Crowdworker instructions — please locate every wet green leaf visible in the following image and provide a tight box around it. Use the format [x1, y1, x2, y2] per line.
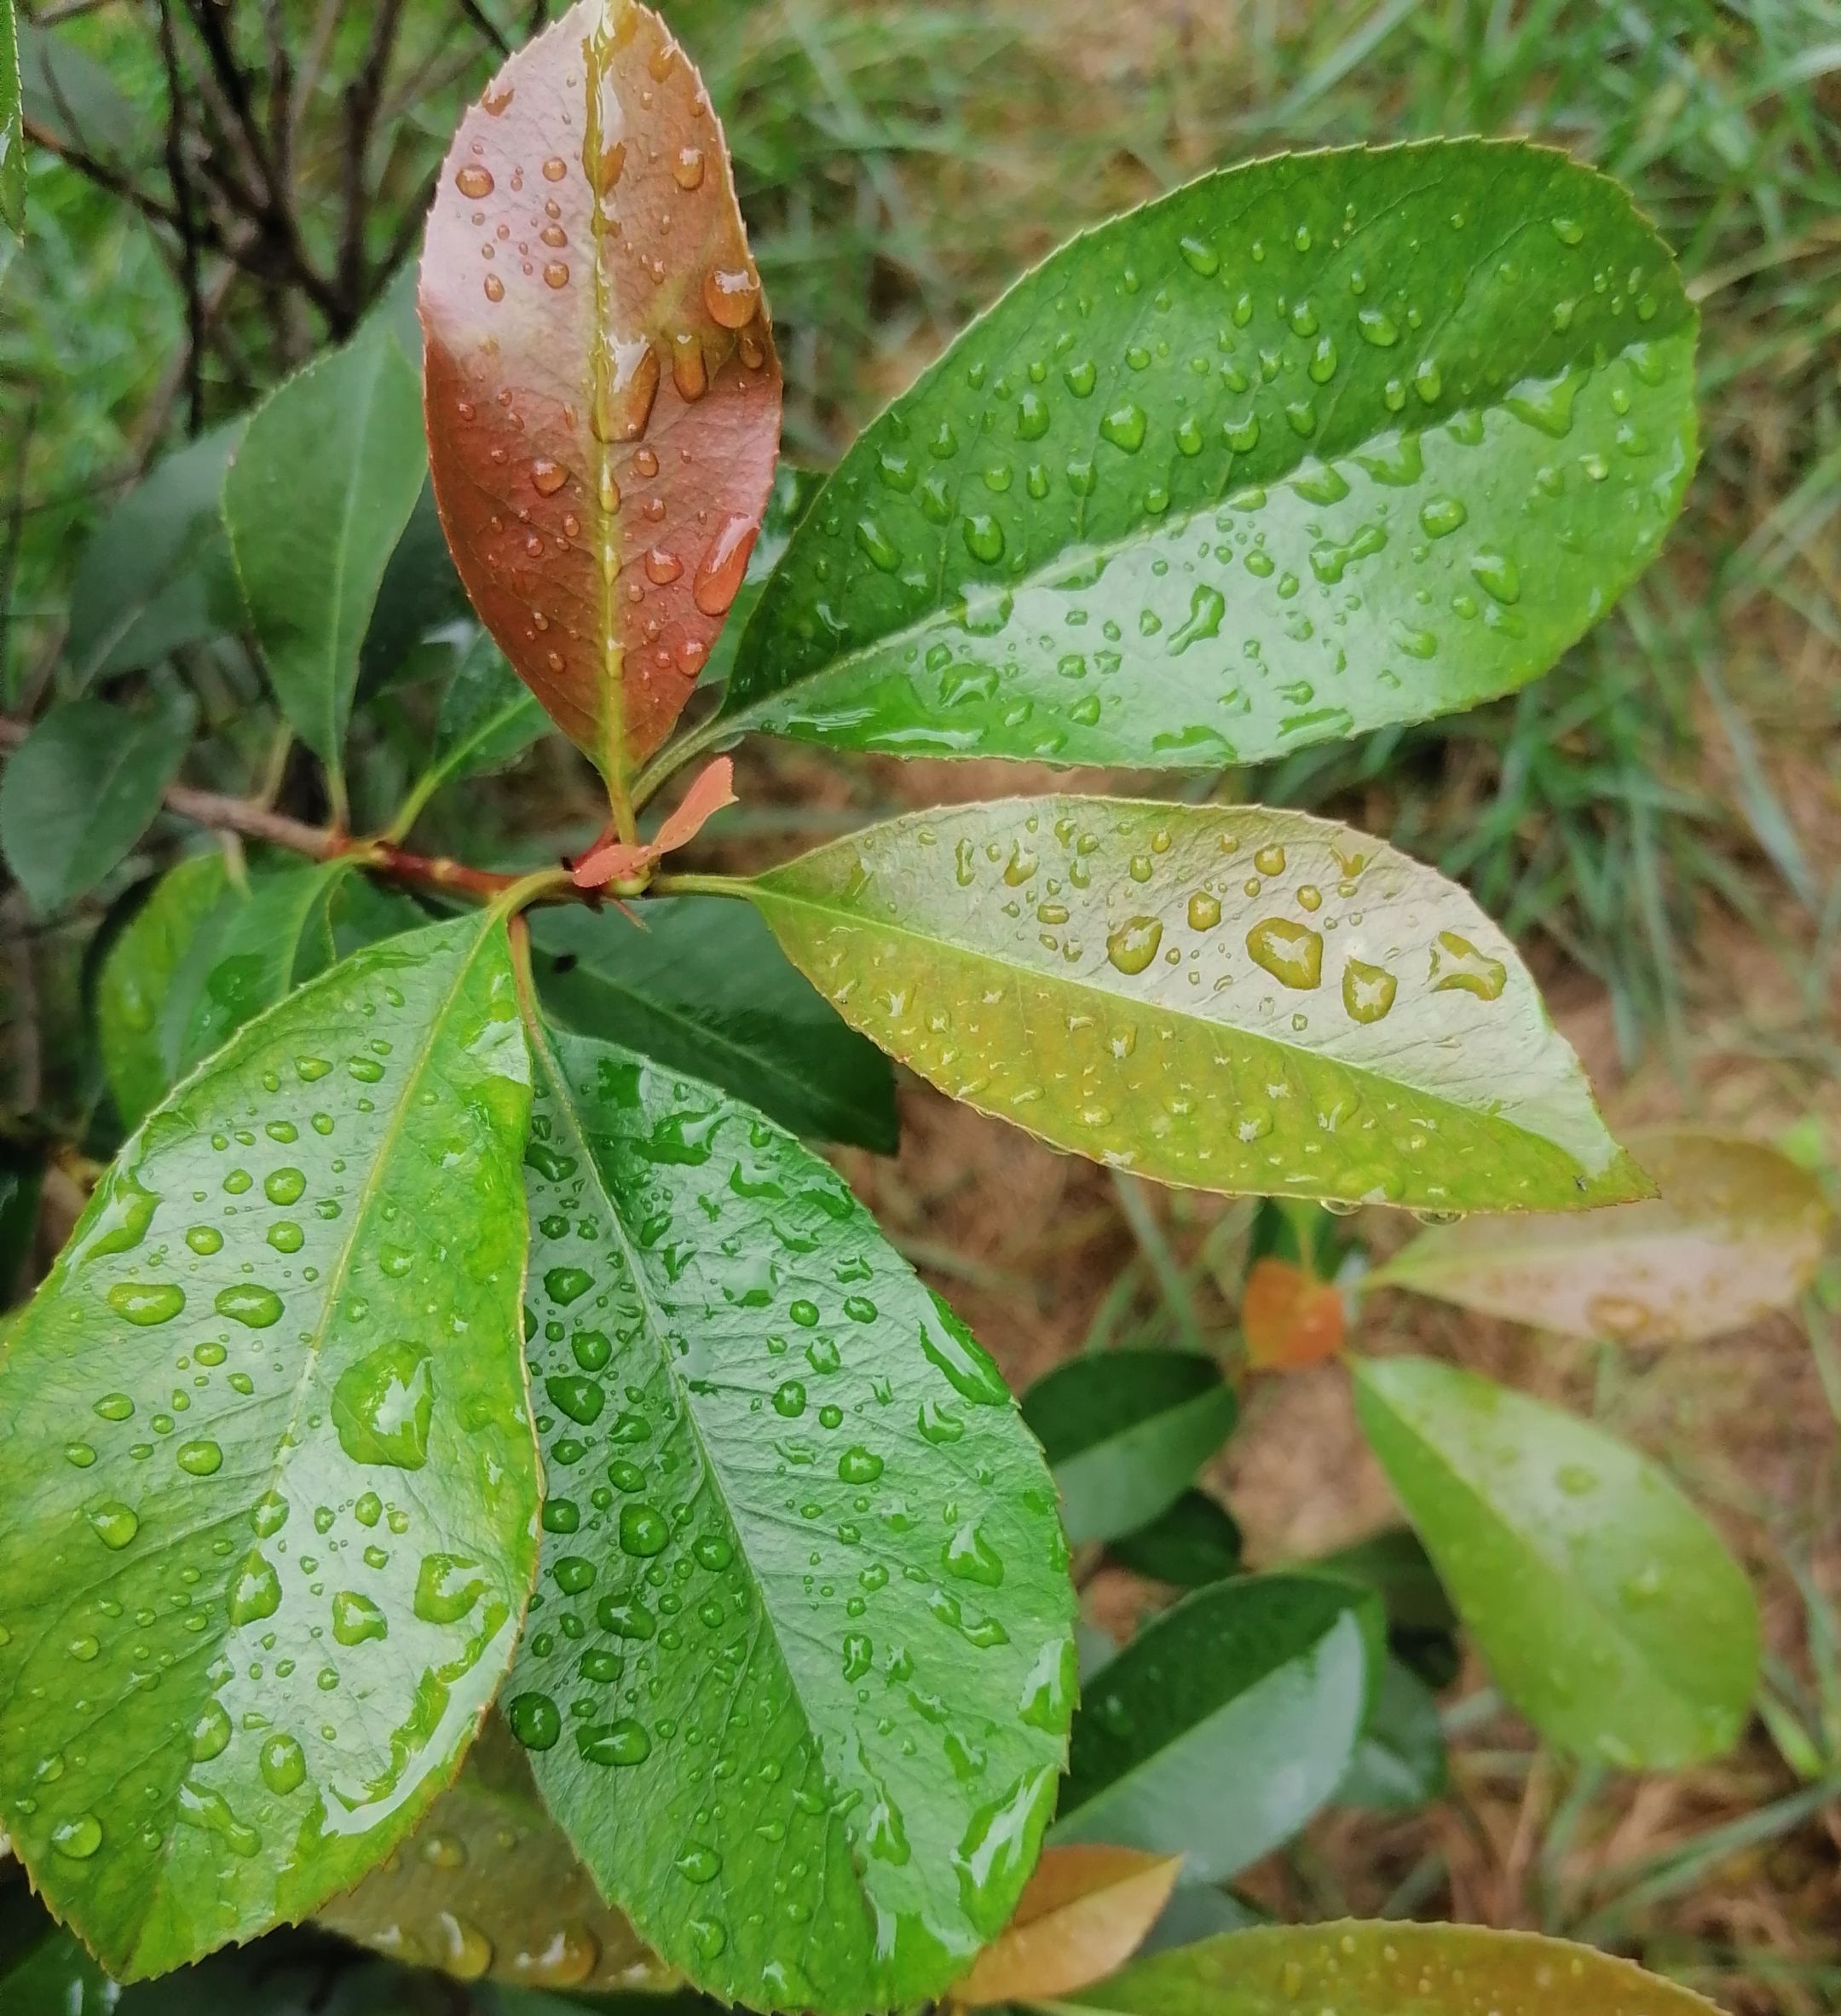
[224, 335, 426, 768]
[697, 464, 825, 693]
[1063, 1920, 1723, 2016]
[509, 1014, 1075, 2013]
[66, 423, 247, 688]
[358, 481, 468, 697]
[1053, 1574, 1381, 1880]
[98, 854, 236, 1130]
[1375, 1129, 1832, 1343]
[531, 897, 896, 1151]
[1021, 1351, 1237, 1545]
[428, 632, 549, 789]
[0, 1888, 118, 2014]
[0, 693, 195, 914]
[0, 913, 541, 1978]
[746, 797, 1644, 1210]
[1107, 1490, 1244, 1588]
[319, 1715, 667, 1994]
[1335, 1655, 1446, 1812]
[2, 0, 25, 241]
[725, 141, 1695, 768]
[1352, 1355, 1757, 1767]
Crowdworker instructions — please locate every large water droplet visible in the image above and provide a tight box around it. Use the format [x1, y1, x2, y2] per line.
[1246, 917, 1324, 990]
[332, 1339, 435, 1470]
[107, 1281, 185, 1327]
[259, 1733, 307, 1796]
[1106, 916, 1163, 976]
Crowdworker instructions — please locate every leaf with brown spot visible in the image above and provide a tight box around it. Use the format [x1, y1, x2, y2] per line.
[952, 1847, 1182, 2008]
[1373, 1128, 1832, 1343]
[419, 0, 781, 807]
[1242, 1256, 1345, 1371]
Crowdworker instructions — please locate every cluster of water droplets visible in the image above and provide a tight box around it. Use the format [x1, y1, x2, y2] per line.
[750, 161, 1684, 768]
[505, 1042, 1074, 1988]
[1, 939, 530, 1909]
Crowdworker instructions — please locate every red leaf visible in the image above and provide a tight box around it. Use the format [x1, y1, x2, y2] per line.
[1244, 1256, 1345, 1372]
[420, 0, 781, 803]
[570, 755, 736, 887]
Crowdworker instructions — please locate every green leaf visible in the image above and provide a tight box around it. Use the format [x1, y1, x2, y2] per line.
[357, 480, 469, 699]
[15, 17, 151, 169]
[1020, 1352, 1237, 1545]
[96, 858, 358, 1129]
[697, 463, 825, 693]
[1351, 1355, 1757, 1767]
[1310, 1525, 1457, 1690]
[224, 335, 426, 768]
[0, 693, 194, 914]
[175, 858, 356, 1072]
[507, 1014, 1075, 2013]
[745, 796, 1645, 1209]
[98, 852, 235, 1130]
[1, 0, 25, 242]
[0, 1890, 118, 2016]
[1374, 1128, 1832, 1343]
[1062, 1921, 1724, 2016]
[0, 913, 540, 1978]
[531, 897, 897, 1152]
[423, 632, 549, 798]
[66, 422, 247, 688]
[1335, 1655, 1446, 1812]
[318, 1714, 666, 1993]
[724, 141, 1695, 768]
[1053, 1574, 1381, 1879]
[1107, 1490, 1243, 1588]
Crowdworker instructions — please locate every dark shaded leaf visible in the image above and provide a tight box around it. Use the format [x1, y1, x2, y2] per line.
[532, 897, 895, 1150]
[1107, 1490, 1243, 1588]
[1053, 1574, 1381, 1880]
[0, 692, 194, 913]
[1021, 1351, 1237, 1545]
[1335, 1655, 1446, 1812]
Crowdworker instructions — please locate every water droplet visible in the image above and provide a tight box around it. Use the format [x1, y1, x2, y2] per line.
[838, 1446, 884, 1485]
[1342, 959, 1398, 1023]
[178, 1440, 223, 1477]
[1099, 401, 1147, 453]
[332, 1590, 388, 1647]
[107, 1282, 185, 1327]
[483, 274, 505, 303]
[415, 1552, 487, 1625]
[455, 165, 493, 199]
[1550, 215, 1584, 246]
[1178, 234, 1219, 276]
[1106, 916, 1163, 975]
[532, 457, 568, 497]
[216, 1284, 283, 1329]
[52, 1814, 102, 1860]
[89, 1502, 139, 1551]
[228, 1551, 282, 1625]
[580, 1718, 652, 1766]
[1429, 930, 1507, 1000]
[94, 1393, 134, 1421]
[944, 1520, 1005, 1587]
[508, 1691, 562, 1750]
[186, 1225, 222, 1256]
[693, 512, 757, 617]
[619, 1504, 669, 1557]
[1469, 549, 1521, 604]
[1246, 917, 1324, 990]
[703, 264, 761, 329]
[259, 1733, 306, 1796]
[1419, 494, 1467, 538]
[191, 1699, 232, 1762]
[675, 1841, 721, 1881]
[332, 1339, 434, 1470]
[1253, 842, 1286, 875]
[672, 144, 706, 190]
[1357, 303, 1399, 347]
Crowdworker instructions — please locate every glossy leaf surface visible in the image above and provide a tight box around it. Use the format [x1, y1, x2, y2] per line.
[952, 1846, 1181, 2007]
[0, 693, 194, 914]
[531, 896, 896, 1149]
[420, 0, 782, 789]
[224, 335, 426, 766]
[66, 424, 246, 687]
[1053, 1574, 1380, 1880]
[1107, 1490, 1243, 1588]
[509, 1016, 1075, 2012]
[0, 915, 540, 1977]
[747, 798, 1642, 1210]
[1020, 1350, 1237, 1545]
[319, 1717, 666, 1993]
[1352, 1355, 1757, 1767]
[429, 632, 549, 791]
[724, 141, 1694, 767]
[1065, 1921, 1724, 2016]
[1375, 1129, 1832, 1343]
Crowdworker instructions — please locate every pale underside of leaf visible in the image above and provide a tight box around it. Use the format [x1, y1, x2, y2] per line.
[1352, 1355, 1757, 1768]
[951, 1846, 1182, 2007]
[508, 1013, 1076, 2013]
[0, 914, 540, 1977]
[726, 140, 1696, 769]
[1375, 1128, 1832, 1342]
[747, 796, 1644, 1211]
[1060, 1919, 1726, 2016]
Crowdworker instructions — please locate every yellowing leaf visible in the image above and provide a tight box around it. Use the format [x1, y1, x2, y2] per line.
[953, 1846, 1182, 2007]
[1376, 1129, 1832, 1343]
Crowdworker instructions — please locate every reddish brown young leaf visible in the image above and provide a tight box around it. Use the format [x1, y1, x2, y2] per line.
[569, 753, 736, 887]
[1244, 1256, 1345, 1372]
[951, 1846, 1183, 2008]
[420, 0, 781, 809]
